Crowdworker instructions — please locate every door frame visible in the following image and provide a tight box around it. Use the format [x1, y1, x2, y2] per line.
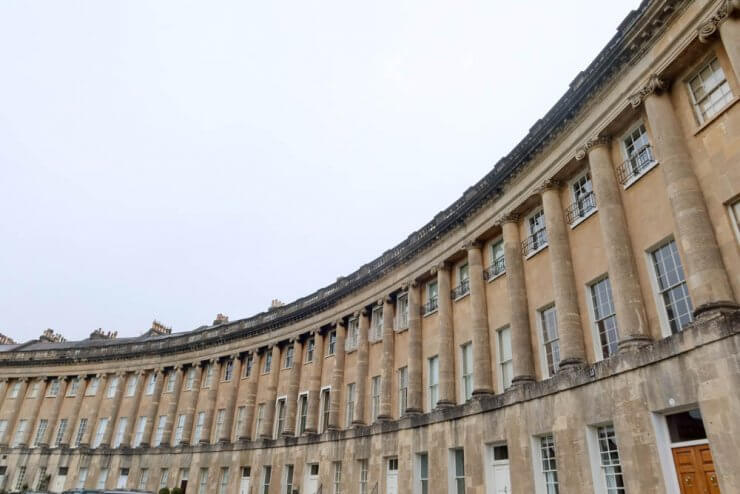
[386, 457, 399, 494]
[484, 442, 510, 494]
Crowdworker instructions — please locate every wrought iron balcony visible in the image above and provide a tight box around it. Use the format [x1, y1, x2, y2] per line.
[484, 256, 506, 280]
[615, 144, 655, 185]
[450, 279, 470, 299]
[565, 191, 597, 225]
[521, 228, 548, 256]
[422, 297, 439, 315]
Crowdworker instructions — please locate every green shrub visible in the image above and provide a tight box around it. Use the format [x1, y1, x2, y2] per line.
[171, 487, 183, 494]
[158, 488, 171, 494]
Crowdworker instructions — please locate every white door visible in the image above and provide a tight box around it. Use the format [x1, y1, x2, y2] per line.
[304, 464, 319, 494]
[239, 467, 251, 494]
[386, 458, 398, 494]
[493, 463, 511, 494]
[53, 475, 67, 492]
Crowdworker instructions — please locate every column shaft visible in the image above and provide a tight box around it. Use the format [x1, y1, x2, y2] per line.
[305, 331, 325, 433]
[406, 282, 423, 413]
[378, 297, 395, 420]
[353, 310, 370, 425]
[436, 264, 455, 406]
[283, 340, 304, 436]
[466, 243, 495, 394]
[328, 322, 347, 428]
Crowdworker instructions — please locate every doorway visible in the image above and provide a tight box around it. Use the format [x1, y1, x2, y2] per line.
[303, 464, 319, 494]
[239, 467, 251, 494]
[487, 444, 511, 494]
[386, 458, 398, 494]
[665, 409, 720, 493]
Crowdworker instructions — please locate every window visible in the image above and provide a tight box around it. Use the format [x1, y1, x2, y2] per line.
[359, 460, 368, 494]
[126, 375, 138, 396]
[138, 469, 149, 491]
[93, 418, 108, 447]
[198, 468, 208, 494]
[33, 419, 48, 447]
[179, 468, 190, 486]
[345, 383, 356, 426]
[298, 395, 308, 434]
[245, 354, 254, 377]
[174, 414, 186, 444]
[215, 409, 226, 442]
[461, 343, 473, 401]
[29, 381, 40, 398]
[113, 417, 127, 448]
[14, 419, 28, 447]
[284, 346, 294, 368]
[524, 209, 548, 255]
[666, 409, 707, 443]
[96, 468, 109, 489]
[235, 406, 246, 440]
[67, 378, 80, 397]
[688, 56, 733, 124]
[86, 377, 99, 396]
[371, 376, 381, 422]
[54, 418, 68, 447]
[218, 467, 229, 494]
[264, 352, 273, 373]
[396, 293, 409, 329]
[193, 411, 205, 444]
[566, 172, 596, 225]
[155, 415, 167, 446]
[133, 416, 147, 447]
[224, 360, 234, 381]
[203, 365, 213, 387]
[486, 240, 506, 280]
[306, 338, 315, 362]
[74, 418, 87, 448]
[320, 389, 330, 432]
[261, 466, 271, 494]
[75, 467, 88, 489]
[275, 399, 286, 438]
[328, 330, 337, 355]
[283, 464, 294, 494]
[452, 263, 470, 299]
[117, 468, 129, 489]
[428, 356, 439, 409]
[15, 466, 27, 491]
[333, 462, 342, 494]
[398, 366, 408, 416]
[538, 435, 559, 494]
[424, 281, 438, 315]
[590, 278, 619, 359]
[618, 122, 655, 185]
[36, 466, 48, 491]
[347, 318, 359, 350]
[107, 376, 119, 398]
[160, 469, 170, 490]
[48, 379, 60, 397]
[256, 404, 265, 436]
[371, 306, 384, 340]
[729, 198, 740, 244]
[498, 327, 513, 390]
[186, 369, 196, 390]
[595, 425, 625, 494]
[450, 449, 465, 494]
[146, 373, 157, 395]
[9, 381, 21, 398]
[166, 372, 176, 392]
[540, 306, 560, 377]
[417, 453, 429, 494]
[0, 420, 6, 444]
[651, 240, 693, 334]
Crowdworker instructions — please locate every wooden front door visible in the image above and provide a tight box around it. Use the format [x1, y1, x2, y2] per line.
[672, 444, 720, 494]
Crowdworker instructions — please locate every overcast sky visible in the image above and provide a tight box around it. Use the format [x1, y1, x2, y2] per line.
[0, 0, 639, 343]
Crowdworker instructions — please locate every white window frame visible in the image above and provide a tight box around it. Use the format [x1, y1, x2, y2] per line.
[371, 375, 381, 422]
[327, 331, 337, 356]
[297, 392, 308, 435]
[319, 387, 331, 433]
[371, 306, 384, 341]
[33, 419, 48, 447]
[396, 293, 409, 330]
[428, 356, 439, 410]
[218, 467, 229, 494]
[284, 346, 294, 369]
[645, 237, 693, 338]
[283, 464, 294, 494]
[496, 327, 513, 391]
[146, 373, 157, 395]
[414, 452, 429, 494]
[424, 280, 439, 316]
[332, 461, 342, 494]
[484, 442, 510, 494]
[532, 434, 559, 494]
[448, 448, 466, 494]
[525, 208, 548, 258]
[728, 196, 740, 244]
[346, 318, 359, 352]
[536, 305, 560, 379]
[398, 366, 408, 416]
[586, 275, 619, 361]
[113, 417, 127, 448]
[586, 423, 626, 494]
[686, 54, 734, 125]
[345, 383, 355, 426]
[133, 416, 147, 447]
[358, 459, 368, 494]
[126, 375, 138, 396]
[155, 414, 167, 446]
[487, 237, 506, 281]
[305, 338, 315, 363]
[274, 397, 287, 439]
[174, 414, 186, 445]
[193, 411, 206, 444]
[460, 342, 473, 402]
[568, 170, 597, 228]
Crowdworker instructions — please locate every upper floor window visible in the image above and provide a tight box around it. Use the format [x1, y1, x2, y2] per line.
[452, 264, 470, 299]
[371, 306, 383, 340]
[423, 281, 439, 315]
[523, 209, 547, 256]
[202, 365, 213, 388]
[107, 376, 119, 398]
[306, 338, 315, 362]
[47, 379, 61, 398]
[245, 354, 254, 377]
[688, 56, 733, 125]
[617, 122, 655, 185]
[461, 343, 473, 401]
[223, 360, 234, 381]
[146, 373, 157, 395]
[185, 369, 196, 390]
[428, 356, 439, 410]
[86, 377, 99, 396]
[485, 240, 505, 280]
[166, 372, 176, 393]
[67, 378, 80, 397]
[9, 381, 21, 398]
[650, 239, 693, 335]
[264, 352, 273, 373]
[345, 383, 355, 426]
[328, 331, 337, 356]
[590, 277, 619, 359]
[398, 366, 408, 416]
[126, 375, 138, 396]
[396, 293, 409, 330]
[566, 172, 596, 226]
[539, 306, 560, 377]
[284, 345, 294, 369]
[498, 327, 513, 390]
[346, 318, 359, 351]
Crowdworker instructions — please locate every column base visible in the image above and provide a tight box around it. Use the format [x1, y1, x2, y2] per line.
[693, 300, 739, 318]
[617, 335, 652, 353]
[435, 400, 455, 409]
[557, 358, 586, 371]
[472, 388, 494, 397]
[375, 414, 392, 422]
[403, 408, 423, 416]
[302, 428, 317, 435]
[351, 420, 367, 427]
[280, 430, 294, 438]
[511, 375, 536, 386]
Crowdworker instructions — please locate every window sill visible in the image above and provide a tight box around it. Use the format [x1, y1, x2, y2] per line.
[453, 292, 470, 302]
[345, 347, 357, 354]
[394, 326, 409, 334]
[422, 309, 438, 318]
[693, 96, 739, 136]
[325, 353, 335, 359]
[622, 160, 659, 190]
[569, 207, 597, 229]
[486, 271, 506, 283]
[525, 243, 548, 260]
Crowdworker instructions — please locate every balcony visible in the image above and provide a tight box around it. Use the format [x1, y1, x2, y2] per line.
[422, 297, 438, 315]
[615, 144, 655, 185]
[521, 229, 547, 257]
[565, 191, 597, 226]
[484, 256, 506, 280]
[450, 279, 470, 299]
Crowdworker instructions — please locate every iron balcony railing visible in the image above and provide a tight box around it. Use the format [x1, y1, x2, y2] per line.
[484, 256, 506, 280]
[565, 191, 597, 225]
[422, 296, 439, 315]
[521, 228, 548, 256]
[451, 278, 470, 299]
[615, 143, 655, 185]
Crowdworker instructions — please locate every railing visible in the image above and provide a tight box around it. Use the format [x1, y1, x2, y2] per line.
[565, 191, 597, 225]
[615, 143, 655, 185]
[521, 228, 547, 256]
[484, 256, 506, 280]
[450, 279, 470, 299]
[422, 297, 438, 315]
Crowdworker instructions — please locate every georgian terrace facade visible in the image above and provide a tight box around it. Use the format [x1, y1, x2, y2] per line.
[1, 1, 740, 493]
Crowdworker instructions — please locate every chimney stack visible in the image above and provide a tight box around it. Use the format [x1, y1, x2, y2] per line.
[39, 329, 67, 343]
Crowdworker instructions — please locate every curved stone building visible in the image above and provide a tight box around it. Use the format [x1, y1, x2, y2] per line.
[1, 1, 740, 493]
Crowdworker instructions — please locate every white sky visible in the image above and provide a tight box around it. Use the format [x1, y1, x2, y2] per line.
[0, 0, 640, 342]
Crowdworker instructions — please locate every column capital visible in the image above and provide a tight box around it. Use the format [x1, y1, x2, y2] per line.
[698, 0, 737, 43]
[498, 211, 520, 225]
[334, 319, 346, 328]
[432, 261, 451, 275]
[576, 134, 611, 160]
[628, 74, 667, 108]
[460, 239, 483, 251]
[535, 178, 562, 195]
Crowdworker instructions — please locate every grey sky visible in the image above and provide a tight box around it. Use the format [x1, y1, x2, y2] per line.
[0, 1, 639, 342]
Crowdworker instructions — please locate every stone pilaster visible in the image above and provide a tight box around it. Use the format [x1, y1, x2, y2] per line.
[581, 137, 651, 351]
[305, 331, 325, 434]
[464, 241, 495, 395]
[635, 77, 737, 314]
[435, 263, 455, 407]
[501, 215, 536, 385]
[82, 373, 108, 446]
[353, 309, 370, 426]
[123, 370, 145, 447]
[378, 296, 395, 420]
[220, 355, 242, 443]
[63, 377, 88, 446]
[101, 372, 126, 447]
[328, 320, 347, 428]
[45, 377, 69, 446]
[26, 378, 49, 446]
[240, 350, 262, 440]
[540, 181, 587, 369]
[260, 344, 282, 438]
[406, 281, 423, 414]
[4, 377, 29, 447]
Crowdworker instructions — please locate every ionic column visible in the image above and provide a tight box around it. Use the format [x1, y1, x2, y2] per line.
[305, 331, 325, 434]
[259, 345, 282, 438]
[178, 364, 202, 445]
[3, 377, 29, 447]
[699, 0, 740, 79]
[124, 370, 146, 447]
[540, 182, 587, 369]
[283, 339, 304, 436]
[46, 377, 70, 446]
[580, 137, 651, 350]
[353, 309, 370, 426]
[406, 281, 423, 414]
[27, 378, 50, 446]
[464, 241, 495, 395]
[435, 263, 455, 406]
[202, 359, 222, 444]
[162, 366, 183, 446]
[63, 377, 89, 446]
[328, 320, 347, 428]
[378, 297, 395, 420]
[633, 77, 737, 314]
[501, 216, 536, 384]
[83, 373, 108, 446]
[142, 369, 165, 446]
[102, 372, 126, 447]
[220, 355, 242, 443]
[239, 350, 262, 440]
